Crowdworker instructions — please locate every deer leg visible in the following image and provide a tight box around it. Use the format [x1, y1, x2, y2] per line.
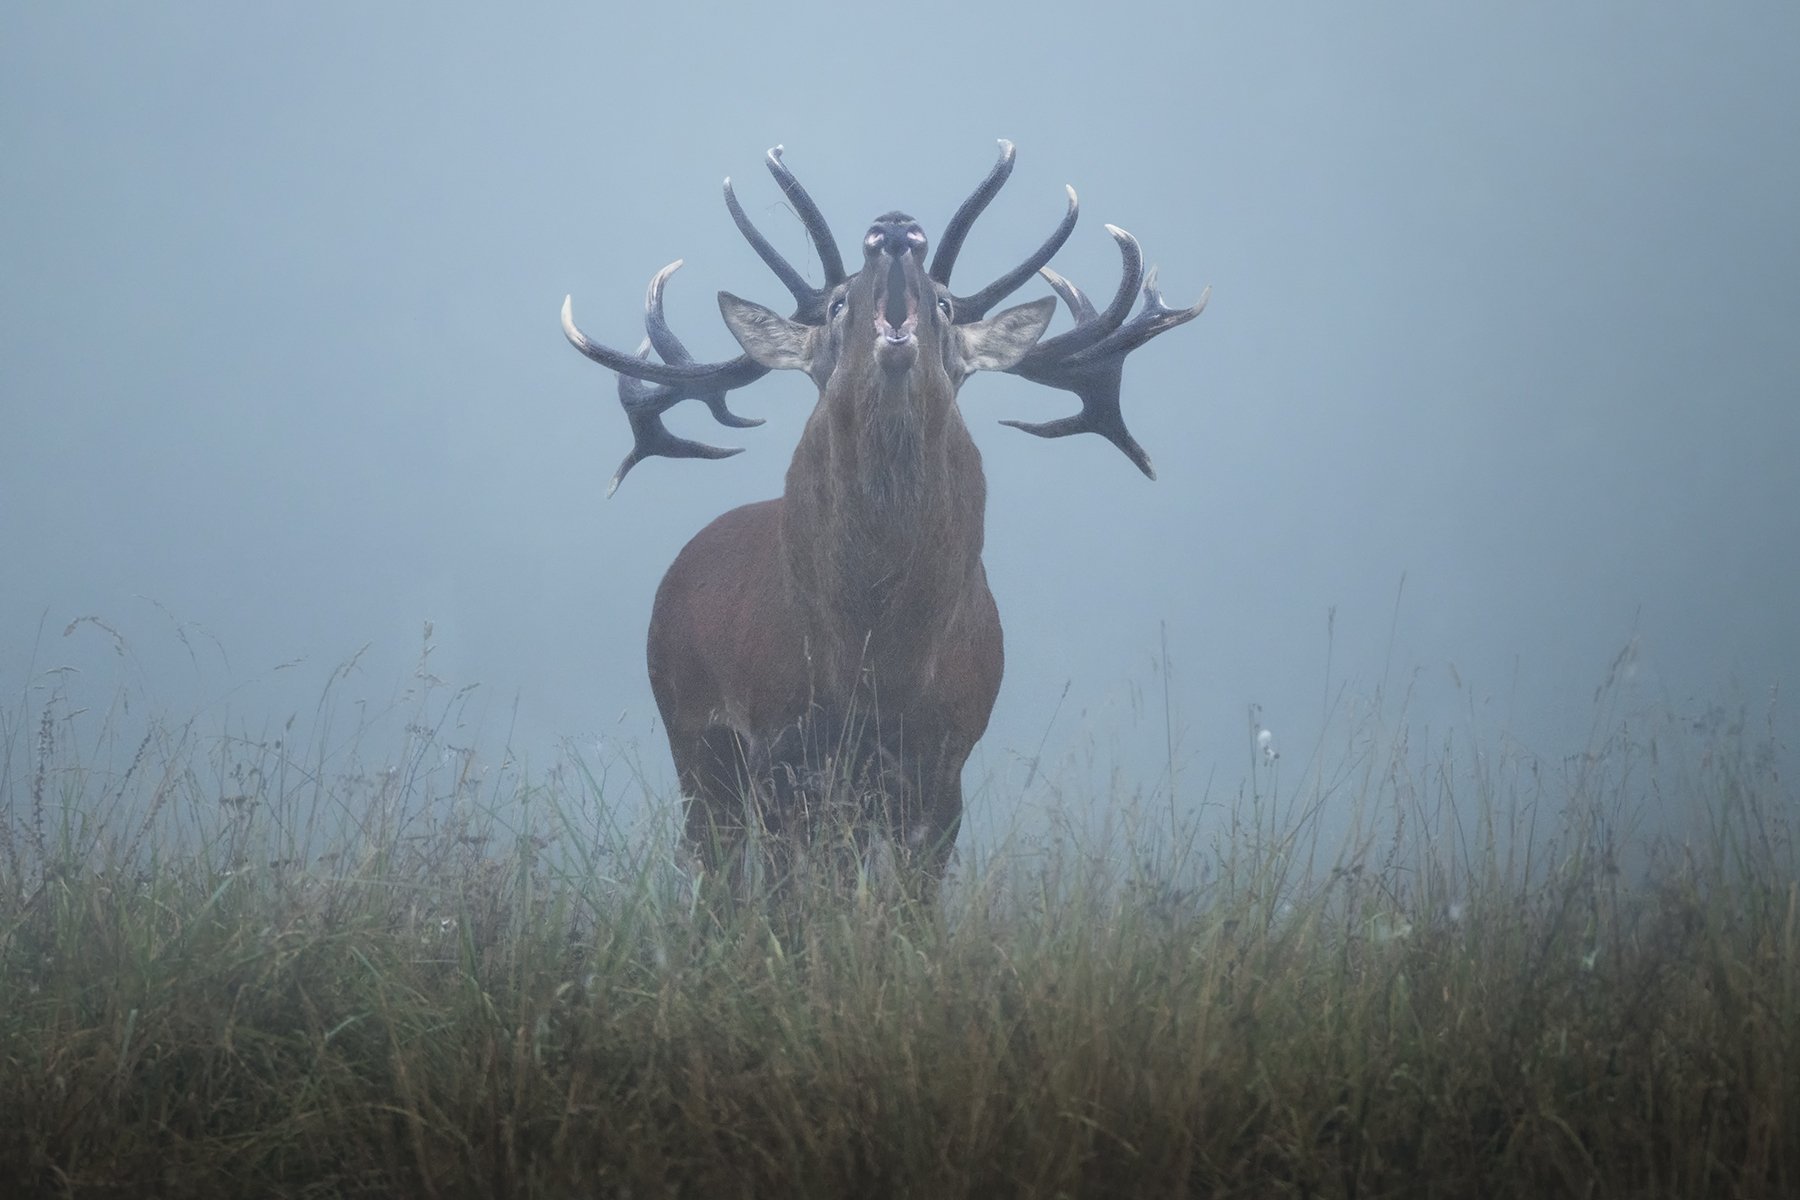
[674, 725, 766, 887]
[892, 740, 968, 901]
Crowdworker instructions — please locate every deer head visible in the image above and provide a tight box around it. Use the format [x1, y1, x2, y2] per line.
[718, 210, 1056, 401]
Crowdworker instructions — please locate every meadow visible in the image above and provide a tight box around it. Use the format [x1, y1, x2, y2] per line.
[1, 642, 1795, 1198]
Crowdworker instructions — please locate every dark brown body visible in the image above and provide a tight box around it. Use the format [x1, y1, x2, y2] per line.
[648, 317, 1010, 879]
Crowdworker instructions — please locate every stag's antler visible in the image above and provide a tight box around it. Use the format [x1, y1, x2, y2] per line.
[562, 147, 844, 494]
[734, 145, 849, 319]
[930, 139, 1081, 322]
[562, 286, 769, 496]
[582, 262, 772, 498]
[927, 144, 1209, 480]
[1004, 231, 1210, 480]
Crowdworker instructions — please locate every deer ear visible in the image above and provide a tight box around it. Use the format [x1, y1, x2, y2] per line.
[719, 292, 813, 371]
[958, 296, 1057, 373]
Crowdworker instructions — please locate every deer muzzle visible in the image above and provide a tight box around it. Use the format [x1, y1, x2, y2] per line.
[878, 254, 919, 344]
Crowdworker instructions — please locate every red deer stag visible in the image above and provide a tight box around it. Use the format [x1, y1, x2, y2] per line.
[561, 142, 1206, 893]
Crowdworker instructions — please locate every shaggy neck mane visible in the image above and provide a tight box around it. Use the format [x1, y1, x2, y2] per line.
[779, 372, 986, 696]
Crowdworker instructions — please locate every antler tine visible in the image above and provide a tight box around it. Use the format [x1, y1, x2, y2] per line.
[724, 177, 828, 324]
[1037, 263, 1099, 324]
[608, 341, 746, 497]
[929, 138, 1015, 285]
[1066, 270, 1211, 364]
[764, 145, 847, 288]
[951, 185, 1079, 323]
[931, 140, 1081, 322]
[643, 261, 765, 429]
[1001, 227, 1208, 480]
[1023, 225, 1145, 359]
[999, 396, 1157, 480]
[563, 295, 764, 389]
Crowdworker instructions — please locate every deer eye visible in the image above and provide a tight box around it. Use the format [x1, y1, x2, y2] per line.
[829, 296, 847, 319]
[937, 296, 953, 318]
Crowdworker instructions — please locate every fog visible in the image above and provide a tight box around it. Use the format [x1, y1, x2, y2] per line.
[4, 3, 1796, 838]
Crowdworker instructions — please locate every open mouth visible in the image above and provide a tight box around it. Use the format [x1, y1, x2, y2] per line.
[874, 255, 918, 346]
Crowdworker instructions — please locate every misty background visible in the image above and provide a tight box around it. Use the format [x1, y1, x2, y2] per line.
[4, 3, 1795, 839]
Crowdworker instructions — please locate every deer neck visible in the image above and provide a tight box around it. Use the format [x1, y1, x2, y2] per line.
[780, 377, 987, 697]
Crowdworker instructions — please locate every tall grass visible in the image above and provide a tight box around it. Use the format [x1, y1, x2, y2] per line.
[1, 651, 1795, 1197]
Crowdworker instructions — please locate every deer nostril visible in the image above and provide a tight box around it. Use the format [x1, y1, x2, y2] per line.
[864, 214, 926, 261]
